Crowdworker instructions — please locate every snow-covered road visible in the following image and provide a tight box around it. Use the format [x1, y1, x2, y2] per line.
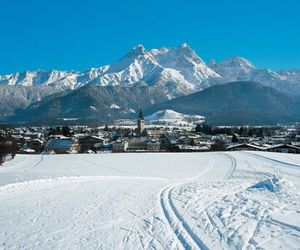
[0, 152, 299, 249]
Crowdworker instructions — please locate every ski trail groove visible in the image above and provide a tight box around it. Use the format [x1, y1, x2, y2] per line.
[157, 153, 237, 249]
[221, 153, 237, 179]
[159, 184, 209, 250]
[243, 152, 300, 178]
[245, 152, 300, 168]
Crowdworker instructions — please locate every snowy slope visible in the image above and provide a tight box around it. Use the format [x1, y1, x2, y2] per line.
[209, 56, 255, 83]
[0, 152, 299, 249]
[145, 109, 205, 124]
[148, 43, 222, 91]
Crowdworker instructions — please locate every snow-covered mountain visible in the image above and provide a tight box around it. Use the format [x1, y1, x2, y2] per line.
[0, 44, 221, 95]
[209, 57, 255, 83]
[0, 69, 80, 89]
[210, 57, 300, 94]
[277, 69, 300, 85]
[2, 45, 300, 95]
[1, 43, 300, 119]
[83, 43, 222, 97]
[0, 44, 223, 116]
[145, 109, 205, 125]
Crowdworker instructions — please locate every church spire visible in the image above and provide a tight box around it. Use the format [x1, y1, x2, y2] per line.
[139, 109, 144, 120]
[137, 109, 145, 136]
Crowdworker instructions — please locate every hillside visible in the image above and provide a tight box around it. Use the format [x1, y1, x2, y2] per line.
[11, 81, 300, 125]
[11, 84, 169, 123]
[145, 109, 204, 125]
[145, 81, 300, 125]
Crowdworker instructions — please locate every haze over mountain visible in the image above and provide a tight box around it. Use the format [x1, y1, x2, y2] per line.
[1, 44, 300, 124]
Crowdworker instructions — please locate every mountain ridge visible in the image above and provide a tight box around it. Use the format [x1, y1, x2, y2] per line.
[8, 81, 300, 125]
[11, 84, 170, 123]
[144, 81, 300, 125]
[1, 44, 300, 122]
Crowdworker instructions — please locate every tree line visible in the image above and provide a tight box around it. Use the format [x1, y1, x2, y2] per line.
[0, 127, 18, 165]
[195, 124, 275, 137]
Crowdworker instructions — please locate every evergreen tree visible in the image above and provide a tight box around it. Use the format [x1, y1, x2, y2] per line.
[48, 127, 55, 136]
[195, 124, 201, 133]
[231, 134, 239, 143]
[104, 123, 109, 132]
[256, 129, 263, 137]
[62, 126, 71, 137]
[248, 129, 254, 137]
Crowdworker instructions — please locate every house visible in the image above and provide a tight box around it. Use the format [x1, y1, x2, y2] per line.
[127, 137, 147, 151]
[11, 134, 26, 144]
[46, 138, 79, 154]
[75, 135, 105, 153]
[271, 135, 289, 144]
[238, 136, 251, 143]
[178, 135, 202, 145]
[93, 142, 104, 152]
[226, 143, 265, 151]
[178, 144, 210, 152]
[26, 139, 44, 153]
[212, 134, 231, 145]
[112, 140, 129, 152]
[266, 144, 300, 154]
[159, 134, 172, 149]
[147, 139, 160, 151]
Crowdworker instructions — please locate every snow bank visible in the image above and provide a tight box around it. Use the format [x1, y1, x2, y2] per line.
[248, 174, 295, 193]
[248, 175, 281, 192]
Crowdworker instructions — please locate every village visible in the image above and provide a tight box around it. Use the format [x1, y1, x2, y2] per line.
[1, 110, 300, 164]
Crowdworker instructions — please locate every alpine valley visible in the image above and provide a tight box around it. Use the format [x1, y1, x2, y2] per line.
[1, 44, 300, 125]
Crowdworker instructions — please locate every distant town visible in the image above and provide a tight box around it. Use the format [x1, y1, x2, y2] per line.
[1, 110, 300, 164]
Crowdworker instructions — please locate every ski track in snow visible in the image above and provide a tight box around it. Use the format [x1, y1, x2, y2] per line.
[0, 152, 300, 249]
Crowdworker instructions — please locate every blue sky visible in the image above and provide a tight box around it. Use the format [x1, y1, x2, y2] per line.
[1, 0, 299, 74]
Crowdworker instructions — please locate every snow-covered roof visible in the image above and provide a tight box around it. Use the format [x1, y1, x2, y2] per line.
[47, 138, 73, 149]
[226, 143, 265, 150]
[74, 133, 89, 139]
[266, 144, 300, 150]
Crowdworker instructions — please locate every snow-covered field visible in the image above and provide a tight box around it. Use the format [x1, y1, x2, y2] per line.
[0, 152, 299, 249]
